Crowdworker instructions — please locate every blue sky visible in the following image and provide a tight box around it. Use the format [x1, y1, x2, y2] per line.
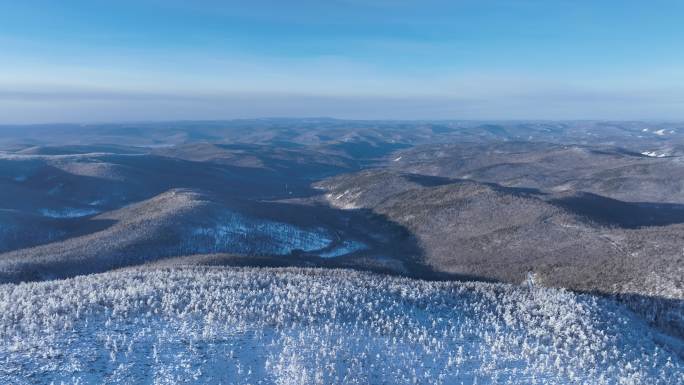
[1, 0, 683, 122]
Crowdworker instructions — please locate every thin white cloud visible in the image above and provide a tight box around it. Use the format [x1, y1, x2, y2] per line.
[0, 84, 682, 124]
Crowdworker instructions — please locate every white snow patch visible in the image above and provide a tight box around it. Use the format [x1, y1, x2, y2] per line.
[318, 240, 367, 258]
[0, 152, 144, 161]
[324, 190, 362, 210]
[641, 151, 668, 158]
[655, 129, 667, 136]
[334, 190, 349, 200]
[393, 156, 402, 162]
[39, 208, 99, 218]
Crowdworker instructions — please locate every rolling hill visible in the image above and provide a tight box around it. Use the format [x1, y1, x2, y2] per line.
[316, 170, 684, 301]
[387, 142, 684, 204]
[0, 267, 680, 384]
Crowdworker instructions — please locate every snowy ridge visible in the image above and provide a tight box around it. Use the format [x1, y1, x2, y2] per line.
[0, 267, 681, 385]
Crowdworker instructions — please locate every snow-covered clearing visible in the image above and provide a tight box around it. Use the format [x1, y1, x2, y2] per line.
[0, 267, 681, 385]
[39, 208, 100, 218]
[190, 212, 333, 255]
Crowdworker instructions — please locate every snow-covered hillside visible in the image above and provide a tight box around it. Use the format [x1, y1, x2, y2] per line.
[0, 267, 681, 385]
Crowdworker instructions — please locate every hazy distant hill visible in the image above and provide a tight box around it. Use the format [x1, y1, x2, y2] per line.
[2, 119, 682, 150]
[387, 142, 684, 203]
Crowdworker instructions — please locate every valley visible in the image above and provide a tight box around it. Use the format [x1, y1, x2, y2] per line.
[0, 119, 683, 383]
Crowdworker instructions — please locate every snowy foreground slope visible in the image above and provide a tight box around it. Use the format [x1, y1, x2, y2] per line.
[0, 267, 681, 385]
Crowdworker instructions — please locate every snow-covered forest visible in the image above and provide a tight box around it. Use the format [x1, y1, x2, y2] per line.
[0, 267, 681, 384]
